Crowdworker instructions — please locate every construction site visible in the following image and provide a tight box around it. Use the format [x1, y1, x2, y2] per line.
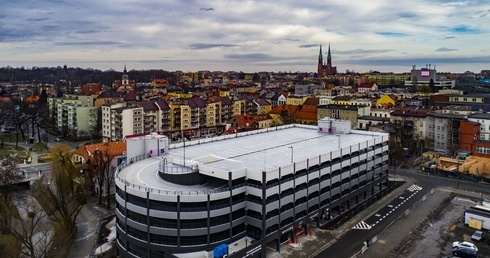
[420, 152, 490, 182]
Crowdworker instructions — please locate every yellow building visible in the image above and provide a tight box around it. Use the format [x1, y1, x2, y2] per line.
[219, 90, 231, 97]
[331, 96, 353, 105]
[233, 99, 246, 116]
[170, 104, 191, 131]
[168, 92, 192, 99]
[376, 94, 397, 108]
[367, 73, 409, 86]
[206, 102, 218, 127]
[286, 96, 308, 105]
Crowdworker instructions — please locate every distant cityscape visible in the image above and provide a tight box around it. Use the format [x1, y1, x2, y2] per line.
[1, 47, 490, 162]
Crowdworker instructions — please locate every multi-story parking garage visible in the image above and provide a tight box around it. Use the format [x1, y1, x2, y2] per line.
[115, 121, 390, 258]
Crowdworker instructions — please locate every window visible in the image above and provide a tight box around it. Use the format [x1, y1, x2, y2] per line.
[476, 146, 490, 154]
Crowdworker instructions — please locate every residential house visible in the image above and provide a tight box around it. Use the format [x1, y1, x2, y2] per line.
[426, 113, 464, 156]
[376, 94, 397, 109]
[317, 104, 370, 129]
[357, 83, 378, 93]
[390, 108, 430, 152]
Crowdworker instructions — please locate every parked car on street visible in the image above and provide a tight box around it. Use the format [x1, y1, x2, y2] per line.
[452, 247, 478, 258]
[471, 231, 485, 242]
[452, 241, 478, 251]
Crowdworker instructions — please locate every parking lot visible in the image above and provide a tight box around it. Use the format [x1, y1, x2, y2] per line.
[398, 195, 490, 258]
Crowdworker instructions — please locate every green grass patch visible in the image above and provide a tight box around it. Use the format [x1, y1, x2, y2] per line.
[31, 142, 49, 154]
[0, 144, 24, 157]
[38, 153, 53, 163]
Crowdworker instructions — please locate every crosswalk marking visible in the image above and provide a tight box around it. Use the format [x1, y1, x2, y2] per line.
[407, 184, 422, 192]
[353, 221, 372, 230]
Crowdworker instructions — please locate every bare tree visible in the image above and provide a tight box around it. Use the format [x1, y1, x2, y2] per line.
[87, 148, 111, 205]
[2, 198, 54, 258]
[0, 159, 23, 205]
[105, 166, 116, 209]
[30, 144, 86, 238]
[0, 159, 24, 256]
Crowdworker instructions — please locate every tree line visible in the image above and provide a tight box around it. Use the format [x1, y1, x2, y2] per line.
[0, 66, 178, 86]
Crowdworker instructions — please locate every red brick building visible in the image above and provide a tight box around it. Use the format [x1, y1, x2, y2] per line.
[460, 120, 480, 152]
[317, 44, 337, 77]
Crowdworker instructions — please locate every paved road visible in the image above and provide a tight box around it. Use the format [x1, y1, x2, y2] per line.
[311, 167, 490, 258]
[316, 181, 430, 257]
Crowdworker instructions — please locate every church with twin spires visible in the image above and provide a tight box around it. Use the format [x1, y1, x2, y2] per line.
[317, 44, 337, 77]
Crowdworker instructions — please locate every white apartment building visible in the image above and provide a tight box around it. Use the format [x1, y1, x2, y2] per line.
[48, 95, 96, 137]
[102, 102, 143, 142]
[468, 113, 490, 141]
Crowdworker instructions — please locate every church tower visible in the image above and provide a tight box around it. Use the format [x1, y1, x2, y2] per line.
[317, 45, 324, 76]
[122, 63, 129, 86]
[327, 43, 332, 68]
[317, 44, 337, 77]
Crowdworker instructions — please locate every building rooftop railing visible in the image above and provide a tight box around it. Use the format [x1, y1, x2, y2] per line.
[115, 154, 244, 196]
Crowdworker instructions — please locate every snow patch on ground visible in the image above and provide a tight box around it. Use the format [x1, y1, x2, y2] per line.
[453, 197, 476, 204]
[94, 217, 116, 255]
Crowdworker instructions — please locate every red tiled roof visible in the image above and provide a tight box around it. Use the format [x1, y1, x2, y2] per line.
[358, 83, 375, 88]
[74, 141, 126, 163]
[390, 108, 431, 117]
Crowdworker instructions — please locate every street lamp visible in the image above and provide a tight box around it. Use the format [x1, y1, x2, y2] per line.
[289, 146, 294, 163]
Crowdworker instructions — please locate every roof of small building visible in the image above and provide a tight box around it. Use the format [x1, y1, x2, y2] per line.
[75, 141, 126, 162]
[469, 112, 490, 119]
[390, 108, 431, 117]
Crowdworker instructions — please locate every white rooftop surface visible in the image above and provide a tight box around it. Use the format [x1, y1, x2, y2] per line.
[119, 125, 384, 191]
[168, 126, 380, 172]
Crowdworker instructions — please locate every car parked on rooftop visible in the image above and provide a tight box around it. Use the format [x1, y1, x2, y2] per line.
[452, 247, 478, 258]
[452, 241, 478, 251]
[471, 230, 485, 243]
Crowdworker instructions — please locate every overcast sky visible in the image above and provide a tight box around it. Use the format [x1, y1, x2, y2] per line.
[1, 0, 489, 73]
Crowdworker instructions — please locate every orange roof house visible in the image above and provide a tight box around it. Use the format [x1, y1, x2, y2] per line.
[26, 95, 39, 104]
[73, 141, 126, 164]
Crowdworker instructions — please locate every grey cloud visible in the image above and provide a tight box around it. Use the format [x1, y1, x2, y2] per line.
[335, 49, 394, 55]
[299, 44, 319, 48]
[442, 36, 456, 40]
[53, 41, 123, 46]
[344, 56, 490, 66]
[26, 17, 49, 22]
[189, 43, 239, 50]
[397, 12, 419, 19]
[200, 8, 214, 11]
[74, 29, 100, 34]
[435, 47, 458, 52]
[224, 53, 279, 61]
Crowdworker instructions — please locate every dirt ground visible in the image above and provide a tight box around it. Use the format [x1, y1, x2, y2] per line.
[397, 195, 490, 258]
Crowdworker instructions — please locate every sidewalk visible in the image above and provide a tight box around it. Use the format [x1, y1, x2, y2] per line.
[68, 195, 115, 258]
